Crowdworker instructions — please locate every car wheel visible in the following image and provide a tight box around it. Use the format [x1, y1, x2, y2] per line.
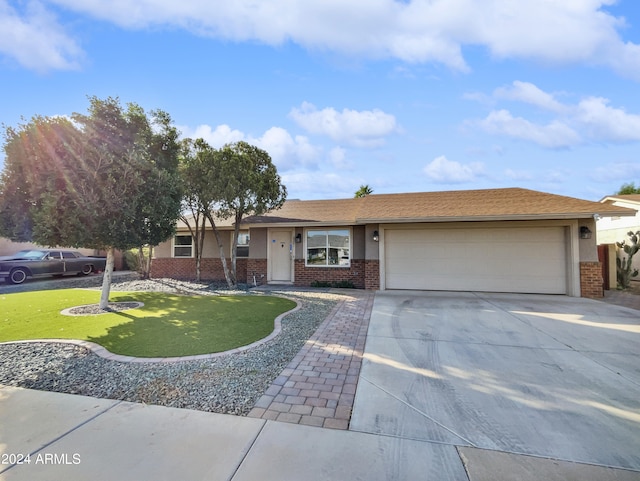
[81, 264, 93, 275]
[9, 268, 28, 285]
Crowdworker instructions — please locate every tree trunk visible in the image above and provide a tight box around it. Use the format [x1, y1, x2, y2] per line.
[214, 226, 234, 287]
[137, 246, 146, 279]
[209, 219, 234, 288]
[99, 247, 115, 309]
[145, 245, 153, 279]
[195, 215, 206, 282]
[231, 217, 241, 287]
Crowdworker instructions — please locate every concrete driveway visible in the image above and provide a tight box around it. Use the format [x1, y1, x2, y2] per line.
[351, 291, 640, 473]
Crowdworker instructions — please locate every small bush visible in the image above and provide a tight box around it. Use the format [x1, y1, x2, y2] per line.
[123, 249, 140, 272]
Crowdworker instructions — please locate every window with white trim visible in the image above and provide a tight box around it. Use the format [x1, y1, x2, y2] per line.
[236, 231, 250, 258]
[173, 234, 193, 257]
[306, 229, 350, 267]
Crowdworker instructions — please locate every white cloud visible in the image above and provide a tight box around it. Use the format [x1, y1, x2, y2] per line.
[423, 155, 485, 183]
[289, 102, 397, 147]
[504, 168, 533, 181]
[494, 81, 567, 113]
[252, 127, 320, 171]
[179, 124, 246, 147]
[590, 162, 640, 182]
[0, 0, 82, 72]
[42, 0, 640, 79]
[576, 97, 640, 142]
[479, 110, 581, 149]
[327, 147, 354, 170]
[473, 82, 640, 147]
[178, 123, 320, 171]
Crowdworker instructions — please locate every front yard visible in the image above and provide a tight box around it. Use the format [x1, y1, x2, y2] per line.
[0, 289, 296, 357]
[0, 277, 342, 415]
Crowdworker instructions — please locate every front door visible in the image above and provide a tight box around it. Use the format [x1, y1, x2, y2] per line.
[269, 229, 293, 283]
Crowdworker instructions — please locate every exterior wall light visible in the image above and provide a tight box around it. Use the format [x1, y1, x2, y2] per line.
[579, 226, 592, 239]
[295, 233, 302, 243]
[372, 230, 379, 242]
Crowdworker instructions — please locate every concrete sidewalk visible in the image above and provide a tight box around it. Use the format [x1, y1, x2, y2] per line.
[2, 385, 639, 481]
[0, 385, 466, 481]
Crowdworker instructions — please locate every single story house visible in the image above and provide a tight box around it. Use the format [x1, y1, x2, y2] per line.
[152, 187, 637, 298]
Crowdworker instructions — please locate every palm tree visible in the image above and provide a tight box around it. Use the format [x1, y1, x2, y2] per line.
[355, 184, 373, 198]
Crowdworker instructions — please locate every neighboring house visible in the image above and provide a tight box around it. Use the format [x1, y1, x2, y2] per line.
[152, 187, 637, 298]
[597, 194, 640, 277]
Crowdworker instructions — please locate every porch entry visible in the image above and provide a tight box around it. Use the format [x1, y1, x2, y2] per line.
[268, 229, 293, 283]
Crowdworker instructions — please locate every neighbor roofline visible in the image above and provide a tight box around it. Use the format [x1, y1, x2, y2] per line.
[600, 195, 640, 205]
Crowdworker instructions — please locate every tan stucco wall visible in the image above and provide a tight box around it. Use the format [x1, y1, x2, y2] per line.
[250, 228, 268, 259]
[154, 239, 172, 258]
[578, 219, 599, 262]
[0, 238, 101, 257]
[364, 224, 380, 260]
[154, 229, 234, 258]
[352, 225, 366, 259]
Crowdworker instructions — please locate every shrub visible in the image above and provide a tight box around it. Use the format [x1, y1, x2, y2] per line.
[616, 230, 640, 289]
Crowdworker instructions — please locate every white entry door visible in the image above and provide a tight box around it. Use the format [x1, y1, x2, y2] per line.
[269, 229, 293, 283]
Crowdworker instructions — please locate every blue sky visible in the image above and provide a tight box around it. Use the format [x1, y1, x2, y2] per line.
[1, 0, 639, 201]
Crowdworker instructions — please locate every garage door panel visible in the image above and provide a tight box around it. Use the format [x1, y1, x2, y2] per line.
[384, 227, 567, 294]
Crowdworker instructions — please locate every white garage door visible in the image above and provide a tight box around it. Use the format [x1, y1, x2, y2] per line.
[384, 226, 567, 294]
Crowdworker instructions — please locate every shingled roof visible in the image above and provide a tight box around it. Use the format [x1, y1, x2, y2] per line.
[243, 188, 637, 226]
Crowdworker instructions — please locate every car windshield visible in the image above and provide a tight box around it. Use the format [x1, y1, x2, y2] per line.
[15, 250, 48, 260]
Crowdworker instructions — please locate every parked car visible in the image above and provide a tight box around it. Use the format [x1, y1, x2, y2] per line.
[0, 249, 107, 285]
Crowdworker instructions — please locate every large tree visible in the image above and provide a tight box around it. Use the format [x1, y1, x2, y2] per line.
[211, 141, 287, 287]
[0, 96, 181, 308]
[178, 139, 287, 287]
[177, 138, 216, 282]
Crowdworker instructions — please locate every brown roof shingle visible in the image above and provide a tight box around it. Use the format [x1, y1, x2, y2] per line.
[243, 188, 636, 226]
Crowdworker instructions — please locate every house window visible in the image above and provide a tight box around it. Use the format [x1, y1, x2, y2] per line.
[306, 229, 350, 267]
[173, 235, 193, 257]
[236, 231, 250, 258]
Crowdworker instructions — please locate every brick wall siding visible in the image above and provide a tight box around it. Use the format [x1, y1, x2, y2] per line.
[580, 261, 603, 298]
[247, 258, 268, 286]
[364, 259, 380, 290]
[150, 257, 381, 290]
[294, 259, 367, 289]
[151, 257, 247, 282]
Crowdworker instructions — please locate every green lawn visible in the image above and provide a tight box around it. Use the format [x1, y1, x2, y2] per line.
[0, 289, 296, 357]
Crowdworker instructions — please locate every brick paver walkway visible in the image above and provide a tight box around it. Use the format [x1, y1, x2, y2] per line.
[248, 290, 374, 430]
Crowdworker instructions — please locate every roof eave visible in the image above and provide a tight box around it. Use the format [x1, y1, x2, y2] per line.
[358, 212, 636, 223]
[241, 220, 354, 228]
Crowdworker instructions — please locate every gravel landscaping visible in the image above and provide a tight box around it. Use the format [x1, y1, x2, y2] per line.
[0, 275, 341, 415]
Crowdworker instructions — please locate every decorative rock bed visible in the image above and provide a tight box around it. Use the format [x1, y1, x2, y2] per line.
[0, 276, 341, 416]
[61, 302, 145, 316]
